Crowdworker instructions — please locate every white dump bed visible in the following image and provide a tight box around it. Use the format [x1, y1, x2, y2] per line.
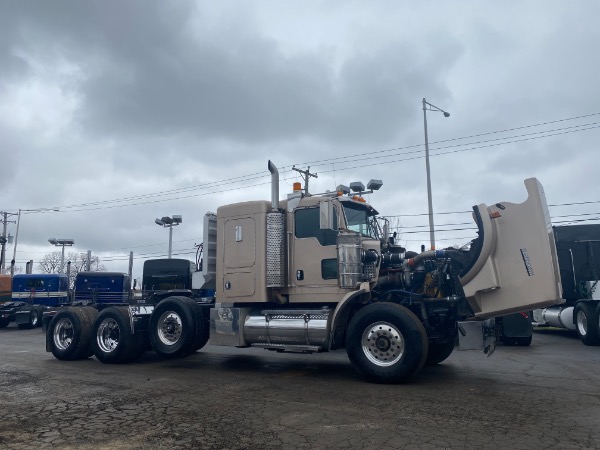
[460, 178, 563, 317]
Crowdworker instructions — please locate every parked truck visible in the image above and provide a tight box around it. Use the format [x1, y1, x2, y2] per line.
[533, 224, 600, 345]
[0, 274, 11, 303]
[0, 273, 70, 329]
[41, 271, 133, 330]
[46, 161, 562, 383]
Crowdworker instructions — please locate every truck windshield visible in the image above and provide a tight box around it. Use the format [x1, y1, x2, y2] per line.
[342, 202, 379, 239]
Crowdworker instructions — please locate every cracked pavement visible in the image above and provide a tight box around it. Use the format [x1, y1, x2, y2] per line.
[1, 325, 599, 449]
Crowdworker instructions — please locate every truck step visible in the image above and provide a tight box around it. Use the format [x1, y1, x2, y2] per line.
[251, 343, 322, 353]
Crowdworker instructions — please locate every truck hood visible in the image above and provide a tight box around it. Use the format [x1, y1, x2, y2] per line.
[460, 178, 563, 318]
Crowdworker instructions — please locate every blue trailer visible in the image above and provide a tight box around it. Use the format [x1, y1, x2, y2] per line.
[0, 274, 70, 329]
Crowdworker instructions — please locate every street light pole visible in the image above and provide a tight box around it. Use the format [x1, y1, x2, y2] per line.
[12, 209, 21, 264]
[155, 215, 182, 259]
[422, 98, 450, 251]
[48, 238, 75, 273]
[0, 211, 17, 272]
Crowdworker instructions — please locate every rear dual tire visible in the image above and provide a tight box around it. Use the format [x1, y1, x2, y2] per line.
[149, 297, 209, 359]
[47, 307, 98, 360]
[92, 307, 147, 364]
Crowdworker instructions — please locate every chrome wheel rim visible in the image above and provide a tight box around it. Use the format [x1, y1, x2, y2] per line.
[361, 321, 405, 367]
[157, 311, 183, 346]
[97, 318, 120, 353]
[577, 310, 588, 336]
[53, 318, 74, 351]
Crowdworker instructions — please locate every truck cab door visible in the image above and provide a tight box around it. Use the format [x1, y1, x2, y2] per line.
[291, 202, 340, 293]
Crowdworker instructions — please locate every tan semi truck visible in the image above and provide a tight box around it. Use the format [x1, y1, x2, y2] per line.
[46, 161, 563, 383]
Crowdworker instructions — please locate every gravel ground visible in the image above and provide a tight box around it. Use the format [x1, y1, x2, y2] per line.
[1, 325, 599, 449]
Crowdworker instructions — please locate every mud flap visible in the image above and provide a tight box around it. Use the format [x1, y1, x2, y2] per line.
[15, 309, 31, 325]
[457, 319, 496, 356]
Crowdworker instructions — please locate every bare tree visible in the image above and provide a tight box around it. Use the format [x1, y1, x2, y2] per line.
[38, 252, 62, 274]
[37, 251, 107, 287]
[1, 266, 21, 275]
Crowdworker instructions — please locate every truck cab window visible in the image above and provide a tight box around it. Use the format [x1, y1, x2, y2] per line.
[341, 202, 379, 239]
[294, 207, 338, 246]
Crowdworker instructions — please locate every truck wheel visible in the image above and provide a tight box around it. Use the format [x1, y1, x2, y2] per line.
[0, 317, 9, 328]
[191, 303, 210, 352]
[18, 308, 41, 329]
[425, 339, 455, 365]
[515, 335, 533, 346]
[346, 303, 428, 383]
[575, 302, 600, 346]
[92, 307, 146, 364]
[47, 307, 95, 361]
[81, 307, 99, 357]
[149, 297, 196, 359]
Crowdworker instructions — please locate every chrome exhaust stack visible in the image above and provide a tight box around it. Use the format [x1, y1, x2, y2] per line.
[268, 160, 279, 211]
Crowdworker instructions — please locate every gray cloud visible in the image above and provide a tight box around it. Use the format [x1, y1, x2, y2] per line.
[1, 1, 600, 274]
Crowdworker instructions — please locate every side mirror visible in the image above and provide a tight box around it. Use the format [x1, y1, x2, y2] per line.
[319, 201, 335, 230]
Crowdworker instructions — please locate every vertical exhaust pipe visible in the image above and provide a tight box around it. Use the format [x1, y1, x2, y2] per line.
[268, 160, 279, 211]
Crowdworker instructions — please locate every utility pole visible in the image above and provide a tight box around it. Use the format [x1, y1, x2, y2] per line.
[0, 211, 17, 273]
[292, 166, 318, 195]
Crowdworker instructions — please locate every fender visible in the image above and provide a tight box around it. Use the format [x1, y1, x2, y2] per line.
[329, 282, 370, 349]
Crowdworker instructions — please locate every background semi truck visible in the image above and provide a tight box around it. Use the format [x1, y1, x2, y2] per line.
[41, 271, 134, 330]
[46, 161, 562, 383]
[533, 224, 600, 345]
[0, 273, 70, 329]
[0, 274, 11, 303]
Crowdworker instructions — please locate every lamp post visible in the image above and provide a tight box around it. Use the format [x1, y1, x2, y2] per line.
[422, 98, 450, 251]
[155, 215, 182, 259]
[48, 238, 75, 273]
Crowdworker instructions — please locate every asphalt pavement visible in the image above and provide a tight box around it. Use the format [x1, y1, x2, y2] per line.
[1, 324, 599, 449]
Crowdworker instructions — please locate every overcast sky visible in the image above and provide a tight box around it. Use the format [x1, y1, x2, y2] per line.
[1, 1, 599, 280]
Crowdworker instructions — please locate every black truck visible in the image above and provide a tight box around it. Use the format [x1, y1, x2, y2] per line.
[533, 224, 600, 345]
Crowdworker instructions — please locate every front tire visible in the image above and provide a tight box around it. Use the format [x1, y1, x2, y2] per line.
[346, 303, 429, 383]
[575, 302, 600, 346]
[47, 307, 96, 360]
[425, 339, 456, 365]
[92, 307, 146, 364]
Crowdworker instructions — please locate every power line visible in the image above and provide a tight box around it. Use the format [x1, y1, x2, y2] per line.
[13, 112, 600, 213]
[316, 123, 600, 175]
[295, 112, 600, 167]
[309, 121, 600, 170]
